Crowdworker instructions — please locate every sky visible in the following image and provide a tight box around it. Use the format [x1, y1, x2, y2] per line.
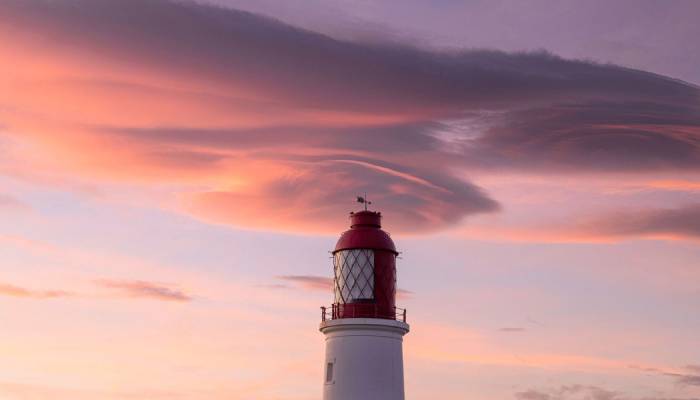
[0, 0, 699, 399]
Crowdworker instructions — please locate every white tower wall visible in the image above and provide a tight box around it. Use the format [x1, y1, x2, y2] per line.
[320, 318, 410, 400]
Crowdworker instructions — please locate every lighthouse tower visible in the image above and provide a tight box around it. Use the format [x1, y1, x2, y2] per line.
[319, 207, 409, 400]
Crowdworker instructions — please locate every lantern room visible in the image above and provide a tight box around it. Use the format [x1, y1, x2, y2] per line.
[324, 210, 404, 321]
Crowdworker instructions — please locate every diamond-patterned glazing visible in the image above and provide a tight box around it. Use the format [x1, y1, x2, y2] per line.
[333, 249, 374, 303]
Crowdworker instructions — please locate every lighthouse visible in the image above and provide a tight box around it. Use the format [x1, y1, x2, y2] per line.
[319, 205, 409, 400]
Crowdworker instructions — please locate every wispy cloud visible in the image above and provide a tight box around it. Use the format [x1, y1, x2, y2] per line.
[0, 282, 72, 299]
[629, 364, 700, 388]
[257, 283, 290, 290]
[0, 279, 194, 302]
[276, 275, 331, 291]
[686, 365, 700, 373]
[0, 193, 30, 212]
[0, 381, 189, 400]
[664, 366, 700, 387]
[515, 384, 700, 400]
[577, 204, 700, 240]
[463, 203, 700, 243]
[499, 327, 526, 332]
[95, 280, 192, 302]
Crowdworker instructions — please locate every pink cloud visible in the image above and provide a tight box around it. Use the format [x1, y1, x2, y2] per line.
[95, 280, 192, 302]
[0, 282, 72, 299]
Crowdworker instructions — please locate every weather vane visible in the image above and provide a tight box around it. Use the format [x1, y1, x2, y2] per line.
[356, 193, 372, 211]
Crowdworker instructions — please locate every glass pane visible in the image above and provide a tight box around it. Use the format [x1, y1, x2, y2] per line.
[333, 249, 374, 303]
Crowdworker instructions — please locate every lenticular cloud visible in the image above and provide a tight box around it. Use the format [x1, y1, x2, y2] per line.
[0, 0, 698, 234]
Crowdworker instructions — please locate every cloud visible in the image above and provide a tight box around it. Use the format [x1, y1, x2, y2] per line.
[579, 204, 700, 240]
[686, 365, 700, 373]
[95, 279, 192, 302]
[663, 365, 700, 387]
[0, 277, 193, 303]
[499, 327, 526, 332]
[0, 282, 72, 299]
[0, 381, 186, 400]
[517, 389, 555, 400]
[676, 375, 700, 387]
[277, 275, 332, 291]
[185, 157, 498, 233]
[465, 203, 700, 243]
[257, 283, 290, 290]
[0, 0, 698, 234]
[629, 364, 700, 388]
[515, 385, 700, 400]
[466, 101, 700, 172]
[4, 0, 697, 114]
[0, 193, 30, 212]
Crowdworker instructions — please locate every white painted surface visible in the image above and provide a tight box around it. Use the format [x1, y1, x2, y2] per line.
[320, 318, 409, 400]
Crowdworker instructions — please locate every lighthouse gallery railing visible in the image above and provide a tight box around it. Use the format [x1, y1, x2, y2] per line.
[320, 304, 407, 323]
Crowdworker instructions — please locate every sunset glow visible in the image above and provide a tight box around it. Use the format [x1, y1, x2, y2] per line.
[1, 1, 699, 399]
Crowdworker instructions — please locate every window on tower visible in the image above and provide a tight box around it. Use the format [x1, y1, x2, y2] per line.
[325, 361, 334, 383]
[333, 249, 374, 303]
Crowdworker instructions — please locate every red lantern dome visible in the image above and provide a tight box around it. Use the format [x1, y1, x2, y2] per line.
[328, 210, 401, 320]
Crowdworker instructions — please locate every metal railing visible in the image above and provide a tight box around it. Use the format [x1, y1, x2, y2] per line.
[321, 303, 407, 323]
